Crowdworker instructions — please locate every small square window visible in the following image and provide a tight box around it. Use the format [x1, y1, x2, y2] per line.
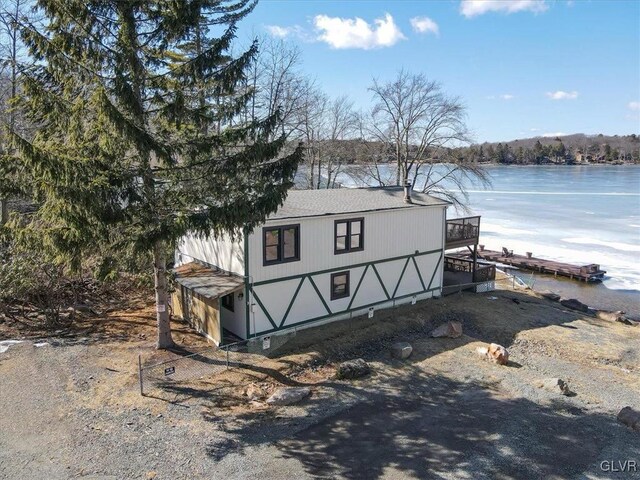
[331, 271, 350, 300]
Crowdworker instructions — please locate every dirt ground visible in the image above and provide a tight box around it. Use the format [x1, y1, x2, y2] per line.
[1, 285, 639, 479]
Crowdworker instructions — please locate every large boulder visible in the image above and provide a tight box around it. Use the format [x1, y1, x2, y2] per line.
[559, 298, 590, 313]
[391, 342, 413, 360]
[430, 321, 463, 339]
[266, 387, 311, 406]
[336, 358, 371, 379]
[539, 377, 572, 395]
[617, 407, 640, 431]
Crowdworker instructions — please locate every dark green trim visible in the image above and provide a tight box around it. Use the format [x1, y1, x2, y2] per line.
[427, 252, 443, 290]
[252, 248, 442, 287]
[347, 264, 369, 310]
[391, 257, 411, 298]
[253, 287, 440, 336]
[371, 264, 390, 300]
[250, 249, 442, 335]
[280, 277, 305, 327]
[308, 275, 332, 315]
[412, 256, 427, 291]
[243, 229, 251, 339]
[251, 289, 278, 330]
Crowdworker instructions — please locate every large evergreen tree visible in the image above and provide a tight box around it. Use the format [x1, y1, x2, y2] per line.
[11, 0, 303, 348]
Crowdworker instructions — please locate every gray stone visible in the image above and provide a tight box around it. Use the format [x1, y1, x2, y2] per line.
[617, 407, 640, 431]
[391, 342, 413, 359]
[559, 298, 590, 313]
[540, 378, 572, 395]
[266, 387, 311, 406]
[540, 291, 561, 302]
[430, 321, 463, 338]
[336, 358, 371, 379]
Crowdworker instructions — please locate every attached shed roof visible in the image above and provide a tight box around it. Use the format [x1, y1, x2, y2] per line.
[268, 187, 449, 221]
[173, 262, 243, 300]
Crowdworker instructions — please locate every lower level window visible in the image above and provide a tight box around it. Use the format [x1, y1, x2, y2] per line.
[331, 271, 350, 300]
[221, 293, 234, 311]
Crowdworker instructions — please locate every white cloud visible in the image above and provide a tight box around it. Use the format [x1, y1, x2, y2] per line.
[487, 93, 514, 100]
[542, 132, 568, 137]
[530, 128, 540, 132]
[628, 101, 640, 111]
[546, 90, 579, 100]
[460, 0, 548, 18]
[410, 16, 439, 36]
[265, 24, 305, 39]
[313, 13, 406, 50]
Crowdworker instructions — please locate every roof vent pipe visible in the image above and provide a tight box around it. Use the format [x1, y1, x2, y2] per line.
[403, 180, 413, 204]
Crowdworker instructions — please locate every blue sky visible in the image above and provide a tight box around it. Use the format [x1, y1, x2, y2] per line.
[237, 0, 640, 143]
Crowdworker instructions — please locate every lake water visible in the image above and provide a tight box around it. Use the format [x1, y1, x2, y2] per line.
[335, 164, 640, 316]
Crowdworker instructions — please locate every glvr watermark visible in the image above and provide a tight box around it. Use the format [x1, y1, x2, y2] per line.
[600, 460, 638, 473]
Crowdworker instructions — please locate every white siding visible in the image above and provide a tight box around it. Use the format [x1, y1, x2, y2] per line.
[247, 206, 446, 282]
[220, 290, 246, 339]
[245, 206, 446, 337]
[176, 232, 244, 275]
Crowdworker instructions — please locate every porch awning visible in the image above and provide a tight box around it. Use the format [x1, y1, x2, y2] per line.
[173, 262, 244, 300]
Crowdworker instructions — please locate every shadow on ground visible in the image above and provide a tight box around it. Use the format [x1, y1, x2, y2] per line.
[207, 370, 638, 480]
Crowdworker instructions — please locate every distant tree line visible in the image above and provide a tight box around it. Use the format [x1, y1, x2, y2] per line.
[451, 134, 640, 165]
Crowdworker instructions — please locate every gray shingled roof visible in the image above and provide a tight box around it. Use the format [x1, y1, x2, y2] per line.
[267, 187, 449, 221]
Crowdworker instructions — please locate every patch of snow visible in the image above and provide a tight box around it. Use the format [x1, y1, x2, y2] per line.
[0, 340, 25, 354]
[34, 342, 50, 348]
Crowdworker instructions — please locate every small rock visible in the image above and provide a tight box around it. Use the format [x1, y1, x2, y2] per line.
[245, 384, 264, 400]
[336, 358, 371, 379]
[483, 343, 509, 365]
[488, 343, 509, 365]
[430, 321, 463, 339]
[617, 406, 640, 431]
[539, 378, 572, 395]
[391, 342, 413, 359]
[559, 298, 590, 313]
[596, 310, 625, 322]
[156, 414, 163, 418]
[266, 387, 310, 406]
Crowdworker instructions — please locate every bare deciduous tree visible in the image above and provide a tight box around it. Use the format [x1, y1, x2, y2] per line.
[362, 70, 488, 208]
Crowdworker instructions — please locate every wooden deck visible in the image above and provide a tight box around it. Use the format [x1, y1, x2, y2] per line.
[477, 249, 607, 282]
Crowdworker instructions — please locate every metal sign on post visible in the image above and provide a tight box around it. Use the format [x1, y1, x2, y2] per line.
[164, 366, 175, 376]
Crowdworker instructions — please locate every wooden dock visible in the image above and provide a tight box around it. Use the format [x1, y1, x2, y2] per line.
[477, 249, 606, 282]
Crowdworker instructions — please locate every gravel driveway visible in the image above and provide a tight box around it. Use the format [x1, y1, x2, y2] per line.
[1, 290, 639, 479]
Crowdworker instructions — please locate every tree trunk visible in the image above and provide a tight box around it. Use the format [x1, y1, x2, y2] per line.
[154, 240, 174, 349]
[0, 198, 8, 225]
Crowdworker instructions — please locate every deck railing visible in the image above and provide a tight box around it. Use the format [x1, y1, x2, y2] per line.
[444, 256, 495, 282]
[446, 216, 480, 249]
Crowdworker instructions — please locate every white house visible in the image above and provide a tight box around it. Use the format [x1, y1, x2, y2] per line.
[172, 186, 453, 345]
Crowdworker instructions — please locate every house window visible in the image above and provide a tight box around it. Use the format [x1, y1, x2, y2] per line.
[335, 218, 364, 254]
[263, 224, 300, 265]
[221, 293, 234, 312]
[331, 271, 350, 300]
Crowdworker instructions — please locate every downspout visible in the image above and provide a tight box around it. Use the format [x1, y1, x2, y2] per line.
[243, 227, 251, 339]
